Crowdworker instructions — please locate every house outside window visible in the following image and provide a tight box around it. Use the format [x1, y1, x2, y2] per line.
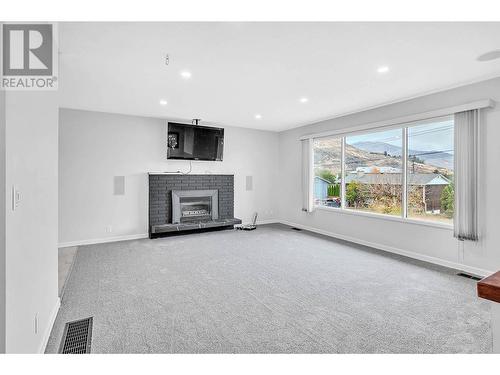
[407, 118, 454, 224]
[345, 128, 403, 216]
[313, 137, 341, 208]
[311, 116, 454, 225]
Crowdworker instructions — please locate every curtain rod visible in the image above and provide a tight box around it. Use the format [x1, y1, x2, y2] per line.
[299, 99, 495, 141]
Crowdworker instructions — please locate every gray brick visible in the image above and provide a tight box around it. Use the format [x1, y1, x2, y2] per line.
[148, 174, 234, 229]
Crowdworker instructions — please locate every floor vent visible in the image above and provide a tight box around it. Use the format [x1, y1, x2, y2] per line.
[59, 317, 93, 354]
[457, 272, 482, 281]
[291, 227, 302, 231]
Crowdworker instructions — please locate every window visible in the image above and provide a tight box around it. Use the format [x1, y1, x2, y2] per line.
[311, 116, 454, 225]
[313, 137, 341, 208]
[345, 128, 403, 216]
[407, 117, 454, 224]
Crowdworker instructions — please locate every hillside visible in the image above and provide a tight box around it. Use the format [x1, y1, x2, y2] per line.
[352, 141, 453, 170]
[314, 139, 452, 175]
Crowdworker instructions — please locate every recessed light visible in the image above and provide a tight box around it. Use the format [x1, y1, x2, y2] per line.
[477, 50, 500, 62]
[255, 114, 262, 120]
[180, 71, 192, 79]
[159, 99, 168, 106]
[377, 66, 389, 74]
[299, 97, 309, 103]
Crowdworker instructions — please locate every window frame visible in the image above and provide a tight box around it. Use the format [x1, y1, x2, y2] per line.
[311, 116, 454, 229]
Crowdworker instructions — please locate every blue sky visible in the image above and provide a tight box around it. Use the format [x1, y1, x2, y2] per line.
[347, 128, 402, 146]
[408, 119, 454, 152]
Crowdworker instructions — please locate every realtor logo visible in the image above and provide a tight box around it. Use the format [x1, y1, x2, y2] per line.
[1, 23, 58, 90]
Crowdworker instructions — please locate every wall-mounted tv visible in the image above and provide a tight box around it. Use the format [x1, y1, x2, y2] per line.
[167, 122, 224, 161]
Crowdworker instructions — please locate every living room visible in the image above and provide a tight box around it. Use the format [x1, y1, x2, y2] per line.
[2, 1, 500, 373]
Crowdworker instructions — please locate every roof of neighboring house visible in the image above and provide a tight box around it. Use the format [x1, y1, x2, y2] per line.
[314, 176, 333, 184]
[345, 173, 451, 186]
[353, 166, 401, 174]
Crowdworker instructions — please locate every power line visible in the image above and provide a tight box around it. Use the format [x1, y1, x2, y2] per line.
[410, 149, 453, 157]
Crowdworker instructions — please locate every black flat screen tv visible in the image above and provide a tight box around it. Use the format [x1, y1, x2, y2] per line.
[167, 122, 224, 161]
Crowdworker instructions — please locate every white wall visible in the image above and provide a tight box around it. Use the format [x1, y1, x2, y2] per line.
[0, 89, 6, 353]
[277, 77, 500, 276]
[3, 91, 59, 353]
[59, 109, 279, 245]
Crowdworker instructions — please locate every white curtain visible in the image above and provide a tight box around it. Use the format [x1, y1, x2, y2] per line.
[454, 109, 479, 241]
[301, 138, 314, 213]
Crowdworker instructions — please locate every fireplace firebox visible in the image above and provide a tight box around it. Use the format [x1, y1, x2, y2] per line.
[172, 189, 219, 224]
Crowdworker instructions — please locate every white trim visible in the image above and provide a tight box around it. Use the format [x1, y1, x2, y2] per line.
[402, 127, 408, 219]
[301, 138, 314, 213]
[255, 219, 279, 225]
[279, 220, 492, 278]
[299, 99, 494, 140]
[57, 222, 281, 247]
[38, 297, 60, 354]
[239, 218, 279, 226]
[314, 205, 453, 230]
[340, 137, 346, 209]
[308, 139, 314, 212]
[58, 233, 149, 248]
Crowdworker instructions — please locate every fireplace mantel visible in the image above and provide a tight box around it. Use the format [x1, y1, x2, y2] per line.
[148, 172, 235, 176]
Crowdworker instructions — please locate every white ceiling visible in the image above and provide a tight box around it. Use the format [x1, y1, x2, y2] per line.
[59, 22, 500, 132]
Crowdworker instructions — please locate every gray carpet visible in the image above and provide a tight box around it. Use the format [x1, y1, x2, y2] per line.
[46, 224, 492, 353]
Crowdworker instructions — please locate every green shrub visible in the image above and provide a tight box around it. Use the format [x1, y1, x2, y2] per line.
[316, 169, 337, 184]
[327, 184, 334, 196]
[440, 183, 454, 218]
[346, 182, 360, 206]
[327, 184, 341, 197]
[334, 184, 340, 197]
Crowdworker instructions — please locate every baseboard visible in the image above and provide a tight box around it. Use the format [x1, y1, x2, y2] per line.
[279, 220, 493, 278]
[39, 297, 60, 354]
[58, 233, 149, 248]
[59, 247, 79, 302]
[253, 219, 279, 226]
[58, 222, 282, 247]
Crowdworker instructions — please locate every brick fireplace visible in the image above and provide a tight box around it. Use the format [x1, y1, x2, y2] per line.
[148, 174, 241, 237]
